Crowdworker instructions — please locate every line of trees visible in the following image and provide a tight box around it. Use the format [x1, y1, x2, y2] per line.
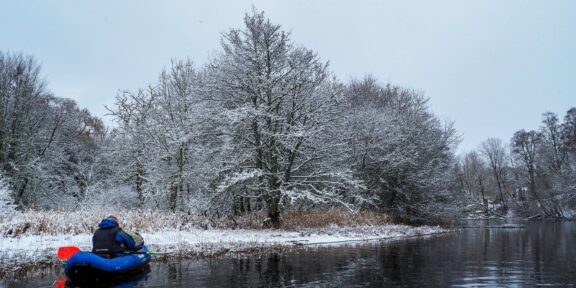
[0, 52, 106, 208]
[456, 109, 576, 218]
[1, 10, 459, 226]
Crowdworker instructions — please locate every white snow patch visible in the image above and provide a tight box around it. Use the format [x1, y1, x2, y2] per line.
[0, 224, 448, 273]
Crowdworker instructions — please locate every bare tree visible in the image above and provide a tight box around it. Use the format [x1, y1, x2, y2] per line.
[511, 129, 550, 215]
[541, 112, 567, 173]
[480, 138, 508, 212]
[561, 108, 576, 166]
[461, 152, 489, 211]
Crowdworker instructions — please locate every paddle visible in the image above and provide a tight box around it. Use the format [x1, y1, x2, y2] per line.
[127, 251, 172, 255]
[57, 246, 81, 260]
[54, 277, 67, 288]
[57, 245, 170, 260]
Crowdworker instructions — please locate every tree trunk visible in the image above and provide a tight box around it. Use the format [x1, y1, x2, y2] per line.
[135, 150, 145, 206]
[266, 192, 281, 228]
[169, 180, 179, 212]
[266, 175, 281, 228]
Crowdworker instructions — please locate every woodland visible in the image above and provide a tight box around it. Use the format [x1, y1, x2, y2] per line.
[1, 11, 575, 228]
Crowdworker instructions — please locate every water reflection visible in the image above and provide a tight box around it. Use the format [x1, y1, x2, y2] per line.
[143, 221, 576, 287]
[1, 221, 575, 287]
[60, 264, 151, 288]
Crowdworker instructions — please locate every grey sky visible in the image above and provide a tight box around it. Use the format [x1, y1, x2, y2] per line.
[1, 1, 574, 154]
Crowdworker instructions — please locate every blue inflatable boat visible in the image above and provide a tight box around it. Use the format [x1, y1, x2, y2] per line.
[65, 246, 151, 285]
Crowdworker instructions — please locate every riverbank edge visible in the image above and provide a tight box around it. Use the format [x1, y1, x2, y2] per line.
[0, 224, 450, 277]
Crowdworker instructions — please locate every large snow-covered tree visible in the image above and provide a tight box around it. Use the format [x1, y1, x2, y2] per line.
[0, 52, 105, 207]
[109, 59, 211, 211]
[207, 10, 359, 227]
[108, 87, 157, 206]
[0, 52, 51, 204]
[343, 77, 459, 222]
[151, 60, 208, 211]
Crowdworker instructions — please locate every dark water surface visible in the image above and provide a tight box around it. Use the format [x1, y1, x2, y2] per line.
[2, 221, 576, 287]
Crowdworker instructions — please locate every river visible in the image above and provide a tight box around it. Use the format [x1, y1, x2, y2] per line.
[2, 221, 575, 287]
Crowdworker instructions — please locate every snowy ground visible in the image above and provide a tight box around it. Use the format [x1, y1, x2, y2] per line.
[0, 224, 448, 275]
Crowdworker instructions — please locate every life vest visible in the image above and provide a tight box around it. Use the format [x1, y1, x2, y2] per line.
[92, 226, 123, 257]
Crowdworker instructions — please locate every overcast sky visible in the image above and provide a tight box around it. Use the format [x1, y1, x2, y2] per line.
[1, 1, 574, 154]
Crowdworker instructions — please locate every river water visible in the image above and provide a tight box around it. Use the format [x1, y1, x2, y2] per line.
[2, 221, 575, 287]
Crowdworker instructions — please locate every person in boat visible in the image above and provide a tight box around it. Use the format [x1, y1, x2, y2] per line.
[92, 215, 144, 258]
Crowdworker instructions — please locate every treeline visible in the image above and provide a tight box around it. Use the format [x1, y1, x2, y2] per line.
[0, 10, 459, 226]
[455, 109, 576, 218]
[0, 52, 106, 208]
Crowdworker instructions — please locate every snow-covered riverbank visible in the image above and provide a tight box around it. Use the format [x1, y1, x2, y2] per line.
[0, 224, 448, 275]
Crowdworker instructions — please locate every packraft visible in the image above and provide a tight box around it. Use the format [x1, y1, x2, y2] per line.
[64, 245, 151, 286]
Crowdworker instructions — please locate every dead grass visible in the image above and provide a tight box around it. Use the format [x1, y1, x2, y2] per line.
[0, 209, 206, 237]
[280, 209, 390, 230]
[0, 208, 391, 237]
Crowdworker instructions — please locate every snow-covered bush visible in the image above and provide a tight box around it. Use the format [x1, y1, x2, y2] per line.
[0, 174, 15, 215]
[80, 185, 141, 209]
